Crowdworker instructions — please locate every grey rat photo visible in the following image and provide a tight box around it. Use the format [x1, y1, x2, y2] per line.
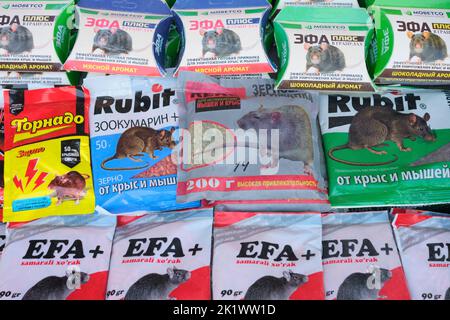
[201, 28, 242, 58]
[124, 267, 191, 300]
[243, 270, 308, 300]
[407, 31, 448, 63]
[328, 107, 435, 166]
[337, 267, 392, 300]
[304, 43, 346, 73]
[92, 28, 133, 55]
[0, 23, 34, 55]
[101, 126, 176, 171]
[22, 271, 90, 300]
[237, 105, 314, 175]
[48, 171, 90, 205]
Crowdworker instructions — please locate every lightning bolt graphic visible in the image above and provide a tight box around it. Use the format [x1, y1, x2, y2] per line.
[32, 172, 48, 191]
[25, 159, 39, 187]
[13, 175, 23, 192]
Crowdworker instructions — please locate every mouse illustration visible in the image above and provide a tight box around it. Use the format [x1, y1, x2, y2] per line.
[328, 107, 435, 166]
[237, 105, 314, 176]
[92, 27, 133, 55]
[411, 142, 450, 166]
[124, 267, 191, 300]
[22, 270, 90, 300]
[337, 266, 392, 300]
[445, 287, 450, 300]
[101, 127, 176, 171]
[200, 28, 242, 58]
[0, 23, 34, 55]
[243, 270, 308, 300]
[304, 43, 346, 73]
[48, 171, 90, 205]
[407, 31, 448, 64]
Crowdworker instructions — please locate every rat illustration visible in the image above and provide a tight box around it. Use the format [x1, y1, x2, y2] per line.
[407, 31, 448, 64]
[92, 28, 133, 55]
[304, 43, 346, 73]
[445, 287, 450, 300]
[200, 28, 242, 58]
[411, 142, 450, 166]
[124, 267, 191, 300]
[328, 107, 436, 166]
[22, 271, 90, 300]
[48, 171, 90, 205]
[243, 270, 308, 300]
[337, 266, 392, 300]
[237, 105, 314, 175]
[101, 127, 176, 171]
[0, 23, 34, 55]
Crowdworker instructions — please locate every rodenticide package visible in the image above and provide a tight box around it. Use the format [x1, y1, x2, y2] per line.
[213, 212, 324, 300]
[392, 210, 450, 300]
[370, 0, 450, 86]
[172, 0, 276, 76]
[3, 86, 95, 222]
[64, 0, 172, 77]
[0, 214, 116, 300]
[0, 0, 75, 86]
[176, 72, 329, 209]
[274, 7, 375, 92]
[106, 208, 213, 300]
[322, 211, 410, 300]
[319, 90, 450, 208]
[84, 75, 199, 215]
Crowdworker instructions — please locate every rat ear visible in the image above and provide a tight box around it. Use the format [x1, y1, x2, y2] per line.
[271, 111, 282, 123]
[110, 27, 118, 34]
[423, 113, 431, 122]
[408, 113, 417, 125]
[406, 31, 414, 39]
[216, 28, 223, 35]
[10, 23, 18, 32]
[94, 27, 100, 33]
[423, 31, 431, 39]
[167, 267, 174, 277]
[304, 43, 311, 51]
[366, 265, 376, 274]
[283, 271, 291, 281]
[199, 29, 206, 36]
[320, 42, 329, 50]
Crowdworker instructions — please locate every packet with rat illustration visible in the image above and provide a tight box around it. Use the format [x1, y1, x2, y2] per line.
[64, 0, 172, 77]
[212, 211, 324, 300]
[106, 208, 213, 300]
[0, 213, 116, 300]
[176, 71, 329, 209]
[0, 0, 79, 86]
[369, 0, 450, 86]
[274, 7, 375, 92]
[319, 90, 450, 209]
[392, 211, 450, 300]
[84, 75, 199, 215]
[322, 211, 410, 300]
[172, 0, 277, 76]
[3, 86, 95, 222]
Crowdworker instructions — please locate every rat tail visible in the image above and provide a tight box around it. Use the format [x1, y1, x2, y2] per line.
[101, 155, 150, 171]
[328, 145, 399, 167]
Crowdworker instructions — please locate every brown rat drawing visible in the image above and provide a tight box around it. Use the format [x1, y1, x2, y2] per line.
[337, 266, 392, 300]
[243, 270, 308, 300]
[407, 31, 448, 64]
[101, 127, 176, 171]
[328, 107, 436, 166]
[124, 267, 190, 300]
[305, 43, 346, 73]
[22, 270, 90, 300]
[48, 171, 90, 205]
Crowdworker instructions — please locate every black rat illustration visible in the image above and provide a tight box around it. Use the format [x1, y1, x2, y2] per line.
[22, 271, 90, 300]
[328, 107, 436, 166]
[304, 43, 346, 73]
[48, 171, 90, 205]
[237, 105, 315, 175]
[243, 270, 308, 300]
[445, 287, 450, 300]
[412, 142, 450, 166]
[101, 127, 176, 171]
[407, 31, 448, 64]
[124, 267, 191, 300]
[337, 267, 392, 300]
[0, 23, 34, 55]
[92, 27, 133, 55]
[200, 28, 242, 58]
